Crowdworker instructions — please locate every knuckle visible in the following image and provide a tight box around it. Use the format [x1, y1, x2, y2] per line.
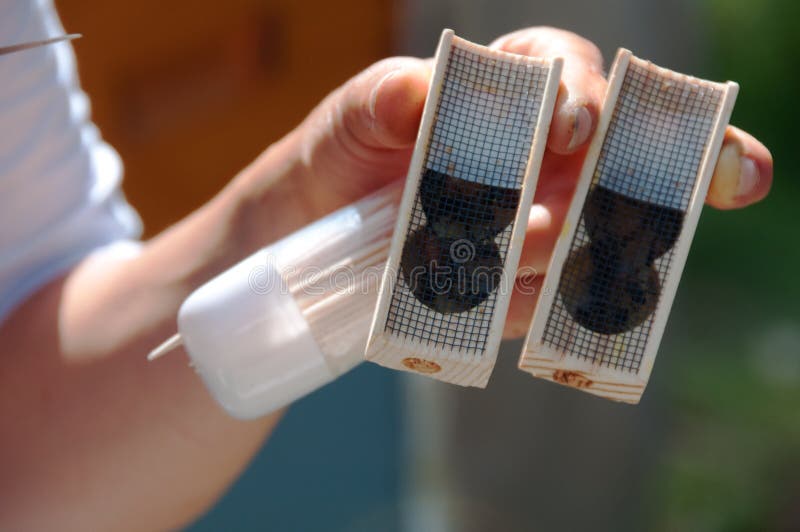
[494, 27, 604, 72]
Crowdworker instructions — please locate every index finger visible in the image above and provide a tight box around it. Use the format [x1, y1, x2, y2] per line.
[491, 27, 607, 155]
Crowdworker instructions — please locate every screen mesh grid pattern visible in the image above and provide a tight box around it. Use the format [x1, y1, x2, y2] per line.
[542, 60, 723, 373]
[385, 44, 548, 354]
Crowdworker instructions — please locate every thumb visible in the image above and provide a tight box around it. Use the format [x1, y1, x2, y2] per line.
[297, 57, 431, 193]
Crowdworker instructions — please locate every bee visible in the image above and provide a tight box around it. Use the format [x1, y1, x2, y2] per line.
[560, 185, 685, 334]
[400, 169, 518, 314]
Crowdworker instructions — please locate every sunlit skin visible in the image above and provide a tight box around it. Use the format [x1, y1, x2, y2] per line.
[0, 27, 773, 531]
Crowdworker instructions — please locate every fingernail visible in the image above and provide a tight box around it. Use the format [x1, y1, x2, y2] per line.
[736, 156, 759, 198]
[567, 105, 592, 152]
[369, 69, 400, 121]
[529, 204, 551, 226]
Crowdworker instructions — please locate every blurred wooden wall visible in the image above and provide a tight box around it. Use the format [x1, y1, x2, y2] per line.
[57, 0, 394, 236]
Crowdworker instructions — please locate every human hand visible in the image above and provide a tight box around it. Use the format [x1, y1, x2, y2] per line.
[231, 27, 773, 338]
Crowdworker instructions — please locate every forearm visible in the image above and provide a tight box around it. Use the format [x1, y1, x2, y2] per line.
[0, 55, 428, 529]
[0, 135, 307, 532]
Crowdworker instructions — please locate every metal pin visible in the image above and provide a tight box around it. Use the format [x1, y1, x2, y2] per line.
[148, 333, 183, 361]
[0, 34, 81, 56]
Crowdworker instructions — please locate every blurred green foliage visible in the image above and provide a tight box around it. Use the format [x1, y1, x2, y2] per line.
[693, 0, 800, 311]
[652, 0, 800, 529]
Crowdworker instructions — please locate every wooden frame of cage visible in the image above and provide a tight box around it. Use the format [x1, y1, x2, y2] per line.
[518, 49, 738, 403]
[365, 29, 563, 387]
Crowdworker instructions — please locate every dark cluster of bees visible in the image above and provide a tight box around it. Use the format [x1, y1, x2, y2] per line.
[560, 185, 685, 334]
[400, 168, 686, 335]
[400, 169, 520, 314]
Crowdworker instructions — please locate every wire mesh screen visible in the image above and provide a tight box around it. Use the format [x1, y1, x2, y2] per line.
[384, 43, 548, 354]
[542, 59, 724, 372]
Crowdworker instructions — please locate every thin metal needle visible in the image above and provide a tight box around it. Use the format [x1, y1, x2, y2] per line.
[0, 34, 81, 56]
[148, 334, 183, 361]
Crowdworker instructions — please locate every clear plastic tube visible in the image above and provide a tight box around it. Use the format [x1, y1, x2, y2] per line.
[269, 182, 400, 374]
[169, 183, 401, 418]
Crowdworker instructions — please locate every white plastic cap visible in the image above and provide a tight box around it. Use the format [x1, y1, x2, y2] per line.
[177, 249, 335, 419]
[167, 184, 400, 419]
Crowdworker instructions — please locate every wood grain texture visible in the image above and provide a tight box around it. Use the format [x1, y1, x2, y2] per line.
[286, 184, 401, 375]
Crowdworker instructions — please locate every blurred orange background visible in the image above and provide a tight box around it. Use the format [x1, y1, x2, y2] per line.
[58, 0, 394, 236]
